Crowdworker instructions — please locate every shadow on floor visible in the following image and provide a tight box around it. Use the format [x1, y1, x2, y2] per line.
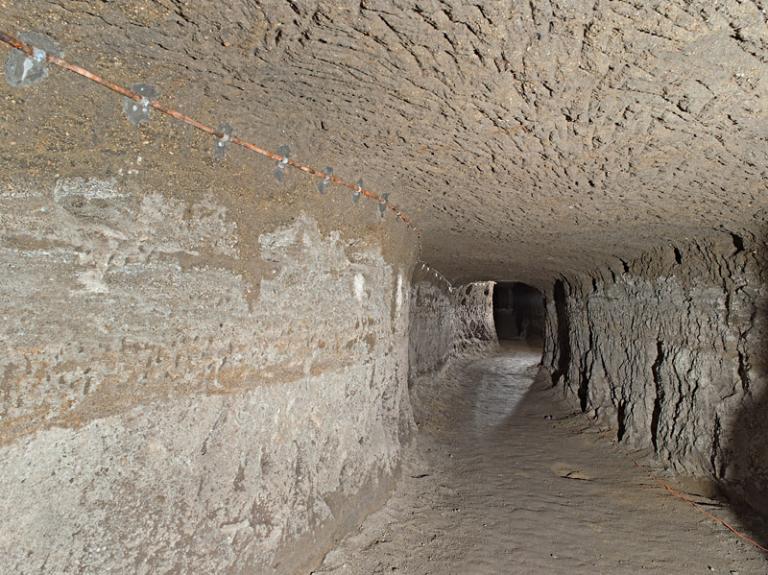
[717, 237, 768, 550]
[719, 382, 768, 548]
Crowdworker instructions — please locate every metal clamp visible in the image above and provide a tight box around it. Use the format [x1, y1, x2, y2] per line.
[123, 83, 158, 126]
[214, 122, 233, 159]
[274, 145, 290, 182]
[353, 179, 363, 204]
[4, 31, 61, 88]
[317, 167, 333, 194]
[378, 192, 390, 218]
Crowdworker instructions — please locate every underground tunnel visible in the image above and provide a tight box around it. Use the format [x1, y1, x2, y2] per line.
[492, 282, 545, 344]
[3, 2, 768, 574]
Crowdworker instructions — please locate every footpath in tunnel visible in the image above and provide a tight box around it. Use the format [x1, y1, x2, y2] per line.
[315, 345, 766, 575]
[7, 4, 768, 573]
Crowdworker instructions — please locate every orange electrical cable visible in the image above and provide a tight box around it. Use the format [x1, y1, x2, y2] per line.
[655, 478, 768, 554]
[629, 453, 768, 555]
[0, 30, 415, 230]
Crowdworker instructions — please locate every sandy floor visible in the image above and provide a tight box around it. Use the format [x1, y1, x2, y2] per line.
[314, 345, 767, 574]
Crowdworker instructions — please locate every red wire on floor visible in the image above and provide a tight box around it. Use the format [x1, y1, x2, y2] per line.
[654, 478, 768, 554]
[0, 30, 415, 231]
[628, 452, 768, 554]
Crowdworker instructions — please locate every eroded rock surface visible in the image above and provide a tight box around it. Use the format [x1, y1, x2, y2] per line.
[0, 178, 415, 574]
[5, 1, 768, 284]
[4, 0, 768, 570]
[543, 232, 768, 518]
[408, 268, 497, 423]
[409, 270, 497, 377]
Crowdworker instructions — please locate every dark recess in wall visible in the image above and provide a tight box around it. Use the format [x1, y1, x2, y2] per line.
[493, 282, 545, 343]
[551, 279, 571, 386]
[723, 242, 768, 547]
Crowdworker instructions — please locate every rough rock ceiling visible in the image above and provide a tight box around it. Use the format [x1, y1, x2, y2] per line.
[5, 1, 768, 286]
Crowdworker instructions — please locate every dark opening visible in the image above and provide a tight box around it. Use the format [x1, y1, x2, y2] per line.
[551, 279, 571, 385]
[492, 282, 545, 344]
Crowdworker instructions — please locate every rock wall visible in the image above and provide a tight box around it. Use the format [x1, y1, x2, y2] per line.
[408, 267, 458, 380]
[409, 267, 497, 380]
[452, 281, 498, 357]
[543, 233, 768, 516]
[408, 266, 497, 422]
[8, 1, 768, 286]
[0, 177, 416, 574]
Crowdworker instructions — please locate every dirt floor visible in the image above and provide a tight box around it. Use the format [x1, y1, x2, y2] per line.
[313, 345, 767, 574]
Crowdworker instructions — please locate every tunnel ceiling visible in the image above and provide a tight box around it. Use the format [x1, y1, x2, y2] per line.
[5, 1, 768, 286]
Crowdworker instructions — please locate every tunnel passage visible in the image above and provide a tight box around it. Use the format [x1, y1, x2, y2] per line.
[5, 1, 768, 573]
[492, 282, 545, 344]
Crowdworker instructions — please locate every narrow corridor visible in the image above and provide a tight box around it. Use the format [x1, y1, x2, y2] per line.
[316, 347, 765, 574]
